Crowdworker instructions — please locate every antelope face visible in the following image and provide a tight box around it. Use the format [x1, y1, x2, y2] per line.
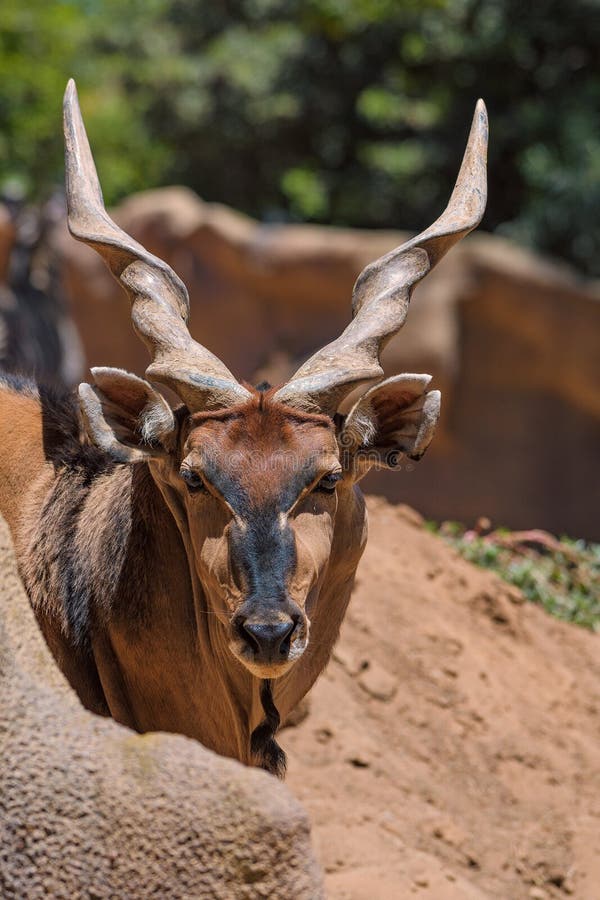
[79, 370, 442, 680]
[177, 393, 342, 678]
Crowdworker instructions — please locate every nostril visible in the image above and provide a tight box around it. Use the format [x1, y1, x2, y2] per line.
[278, 620, 295, 657]
[241, 624, 261, 654]
[240, 619, 296, 658]
[235, 617, 259, 654]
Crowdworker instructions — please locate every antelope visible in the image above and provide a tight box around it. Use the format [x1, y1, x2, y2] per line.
[0, 81, 487, 776]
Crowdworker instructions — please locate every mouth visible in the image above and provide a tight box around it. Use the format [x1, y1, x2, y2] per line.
[235, 654, 297, 679]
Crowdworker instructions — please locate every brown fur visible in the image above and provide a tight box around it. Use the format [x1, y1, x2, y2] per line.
[0, 375, 368, 770]
[39, 79, 473, 774]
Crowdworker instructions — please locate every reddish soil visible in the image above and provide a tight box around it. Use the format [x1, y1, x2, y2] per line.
[282, 497, 600, 899]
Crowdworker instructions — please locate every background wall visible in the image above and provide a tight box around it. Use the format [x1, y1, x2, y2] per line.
[45, 188, 600, 540]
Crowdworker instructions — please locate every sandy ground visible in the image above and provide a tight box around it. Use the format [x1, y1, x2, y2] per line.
[281, 497, 600, 899]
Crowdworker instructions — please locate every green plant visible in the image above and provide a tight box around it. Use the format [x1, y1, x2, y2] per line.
[435, 523, 600, 631]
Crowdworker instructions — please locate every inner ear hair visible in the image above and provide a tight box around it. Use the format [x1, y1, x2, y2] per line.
[338, 373, 441, 475]
[79, 367, 177, 461]
[137, 397, 177, 449]
[94, 368, 175, 444]
[339, 398, 377, 449]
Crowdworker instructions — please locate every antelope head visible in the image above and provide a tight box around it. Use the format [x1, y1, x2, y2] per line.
[65, 80, 487, 681]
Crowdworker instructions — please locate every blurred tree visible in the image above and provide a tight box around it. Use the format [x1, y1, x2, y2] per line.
[0, 0, 598, 275]
[0, 0, 172, 202]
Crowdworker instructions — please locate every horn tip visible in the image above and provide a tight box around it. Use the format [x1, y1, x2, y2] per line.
[78, 381, 93, 400]
[474, 98, 489, 144]
[64, 78, 77, 105]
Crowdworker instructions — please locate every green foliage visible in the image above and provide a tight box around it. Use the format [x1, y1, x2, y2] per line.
[0, 0, 172, 201]
[1, 0, 598, 274]
[435, 523, 600, 631]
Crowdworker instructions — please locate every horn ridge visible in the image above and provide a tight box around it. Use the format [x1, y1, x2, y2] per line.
[63, 79, 250, 411]
[274, 100, 488, 415]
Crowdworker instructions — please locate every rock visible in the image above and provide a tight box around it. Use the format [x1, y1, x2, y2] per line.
[347, 755, 371, 769]
[431, 817, 469, 849]
[470, 588, 525, 638]
[529, 888, 548, 900]
[358, 663, 397, 701]
[332, 644, 369, 676]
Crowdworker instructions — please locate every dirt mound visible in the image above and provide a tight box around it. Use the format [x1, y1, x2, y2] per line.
[282, 497, 600, 899]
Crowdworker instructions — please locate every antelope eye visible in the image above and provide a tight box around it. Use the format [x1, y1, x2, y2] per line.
[180, 468, 206, 494]
[314, 472, 342, 493]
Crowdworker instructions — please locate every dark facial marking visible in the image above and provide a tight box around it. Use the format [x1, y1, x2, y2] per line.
[203, 449, 331, 609]
[230, 511, 296, 608]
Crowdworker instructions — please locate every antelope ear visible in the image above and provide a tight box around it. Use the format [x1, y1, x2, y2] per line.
[78, 367, 177, 463]
[339, 374, 441, 477]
